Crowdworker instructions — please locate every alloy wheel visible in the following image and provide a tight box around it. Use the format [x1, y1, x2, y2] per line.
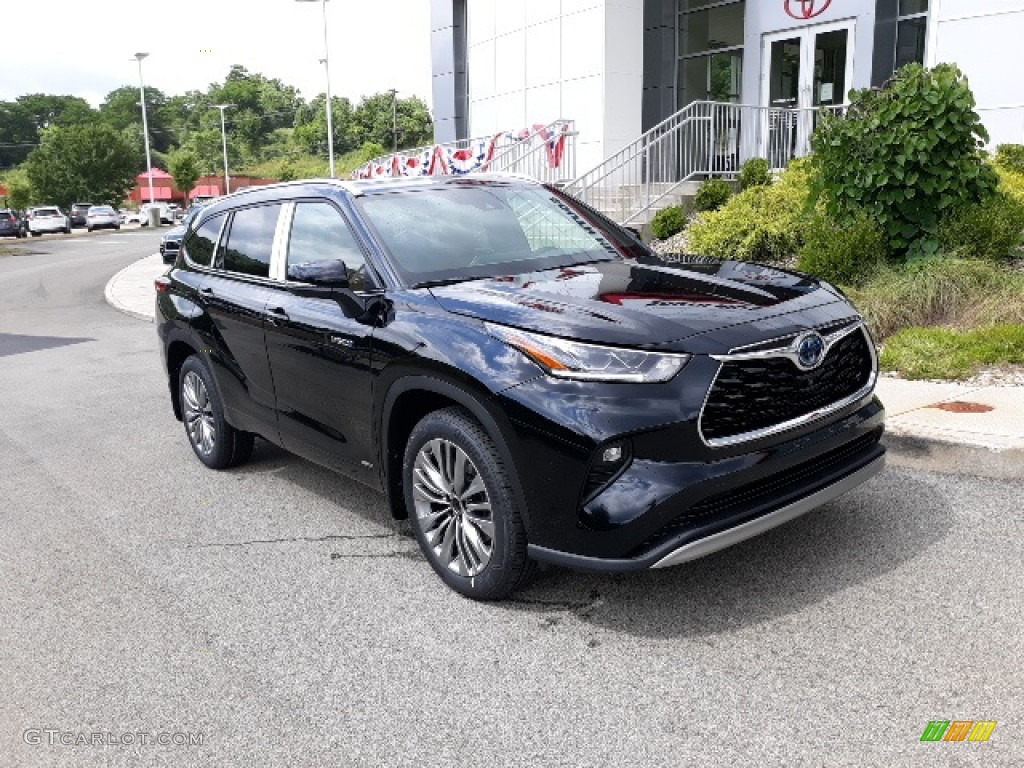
[182, 371, 216, 456]
[412, 438, 495, 576]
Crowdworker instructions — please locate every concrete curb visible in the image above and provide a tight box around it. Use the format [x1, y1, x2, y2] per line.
[104, 254, 163, 323]
[883, 432, 1024, 481]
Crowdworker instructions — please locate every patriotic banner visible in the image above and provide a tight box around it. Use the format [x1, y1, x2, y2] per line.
[353, 123, 569, 180]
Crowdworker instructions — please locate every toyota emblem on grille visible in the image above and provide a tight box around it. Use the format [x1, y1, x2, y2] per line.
[785, 0, 833, 20]
[796, 332, 826, 370]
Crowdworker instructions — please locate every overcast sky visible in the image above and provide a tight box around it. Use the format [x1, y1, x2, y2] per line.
[0, 0, 433, 107]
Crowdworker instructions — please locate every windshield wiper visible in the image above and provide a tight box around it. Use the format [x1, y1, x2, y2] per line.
[413, 277, 476, 289]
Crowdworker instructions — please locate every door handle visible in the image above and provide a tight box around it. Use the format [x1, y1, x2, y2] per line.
[266, 307, 290, 325]
[199, 286, 214, 296]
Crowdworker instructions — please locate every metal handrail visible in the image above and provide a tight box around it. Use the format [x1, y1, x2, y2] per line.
[563, 100, 846, 225]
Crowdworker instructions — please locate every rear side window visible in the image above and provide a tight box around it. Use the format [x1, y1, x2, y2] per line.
[221, 204, 281, 278]
[183, 215, 224, 267]
[287, 201, 372, 291]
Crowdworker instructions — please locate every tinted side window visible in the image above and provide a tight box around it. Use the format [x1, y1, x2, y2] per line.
[183, 215, 224, 267]
[287, 201, 371, 291]
[221, 204, 282, 278]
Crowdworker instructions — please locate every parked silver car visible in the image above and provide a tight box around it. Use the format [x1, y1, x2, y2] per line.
[86, 205, 121, 232]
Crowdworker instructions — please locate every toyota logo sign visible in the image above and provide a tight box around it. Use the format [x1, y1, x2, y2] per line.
[785, 0, 833, 20]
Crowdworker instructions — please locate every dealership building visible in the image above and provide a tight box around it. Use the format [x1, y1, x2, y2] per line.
[430, 0, 1024, 175]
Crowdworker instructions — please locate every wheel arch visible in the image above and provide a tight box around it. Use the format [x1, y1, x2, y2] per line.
[380, 375, 531, 532]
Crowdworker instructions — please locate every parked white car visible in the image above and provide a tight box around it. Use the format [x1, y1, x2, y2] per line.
[28, 207, 71, 236]
[86, 205, 121, 232]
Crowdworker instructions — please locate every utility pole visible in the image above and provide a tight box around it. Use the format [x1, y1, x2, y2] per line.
[133, 53, 155, 205]
[210, 104, 233, 194]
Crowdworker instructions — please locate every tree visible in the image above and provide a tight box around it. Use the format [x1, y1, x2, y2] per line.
[0, 101, 37, 169]
[16, 94, 95, 130]
[168, 149, 202, 203]
[99, 85, 174, 154]
[0, 168, 32, 210]
[25, 124, 139, 208]
[352, 92, 433, 151]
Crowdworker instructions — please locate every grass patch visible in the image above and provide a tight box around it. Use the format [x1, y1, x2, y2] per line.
[844, 258, 1024, 339]
[880, 324, 1024, 379]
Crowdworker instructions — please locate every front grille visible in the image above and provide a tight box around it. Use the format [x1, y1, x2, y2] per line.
[633, 428, 882, 554]
[701, 328, 873, 443]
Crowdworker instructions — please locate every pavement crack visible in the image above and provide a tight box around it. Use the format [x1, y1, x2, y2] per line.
[188, 533, 403, 549]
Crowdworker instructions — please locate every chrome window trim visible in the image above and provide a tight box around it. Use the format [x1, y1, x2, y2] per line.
[270, 202, 296, 282]
[698, 322, 878, 449]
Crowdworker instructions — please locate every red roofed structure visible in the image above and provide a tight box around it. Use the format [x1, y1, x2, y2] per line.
[128, 171, 277, 206]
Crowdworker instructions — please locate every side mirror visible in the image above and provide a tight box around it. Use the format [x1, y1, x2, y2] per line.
[287, 259, 351, 289]
[287, 260, 351, 299]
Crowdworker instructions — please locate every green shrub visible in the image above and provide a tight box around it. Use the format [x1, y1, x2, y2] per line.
[995, 144, 1024, 175]
[687, 159, 813, 262]
[846, 258, 1024, 339]
[694, 178, 733, 212]
[650, 205, 688, 240]
[880, 324, 1024, 380]
[811, 64, 997, 257]
[739, 158, 772, 191]
[939, 190, 1024, 261]
[798, 212, 887, 285]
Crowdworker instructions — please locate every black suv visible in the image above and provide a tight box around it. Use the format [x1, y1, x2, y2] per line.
[69, 203, 94, 228]
[156, 176, 885, 599]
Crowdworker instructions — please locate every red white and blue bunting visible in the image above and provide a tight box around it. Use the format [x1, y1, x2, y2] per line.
[352, 123, 570, 180]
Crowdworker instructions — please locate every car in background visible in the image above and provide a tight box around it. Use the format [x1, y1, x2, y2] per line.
[121, 209, 144, 225]
[69, 203, 94, 228]
[28, 206, 70, 236]
[86, 205, 121, 232]
[0, 209, 27, 238]
[159, 204, 206, 263]
[140, 202, 174, 226]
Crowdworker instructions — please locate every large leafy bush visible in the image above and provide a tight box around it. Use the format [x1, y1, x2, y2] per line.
[995, 144, 1024, 175]
[811, 64, 997, 257]
[687, 159, 813, 262]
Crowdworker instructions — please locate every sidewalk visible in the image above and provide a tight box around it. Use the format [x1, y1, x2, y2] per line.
[105, 256, 1024, 480]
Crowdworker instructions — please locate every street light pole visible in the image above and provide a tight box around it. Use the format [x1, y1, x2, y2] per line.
[210, 104, 233, 194]
[389, 88, 398, 153]
[133, 53, 155, 206]
[297, 0, 335, 177]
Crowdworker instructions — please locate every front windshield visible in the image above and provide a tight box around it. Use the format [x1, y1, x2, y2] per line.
[358, 184, 622, 287]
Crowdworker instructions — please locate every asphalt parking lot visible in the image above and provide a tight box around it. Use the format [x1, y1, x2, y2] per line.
[0, 232, 1021, 767]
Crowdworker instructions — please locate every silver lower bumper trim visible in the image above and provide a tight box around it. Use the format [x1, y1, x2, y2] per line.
[651, 454, 886, 569]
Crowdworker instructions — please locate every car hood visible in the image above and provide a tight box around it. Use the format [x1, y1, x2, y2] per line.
[162, 225, 187, 241]
[428, 260, 854, 354]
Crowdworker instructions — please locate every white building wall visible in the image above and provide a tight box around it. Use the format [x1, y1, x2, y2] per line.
[465, 0, 644, 173]
[929, 0, 1024, 146]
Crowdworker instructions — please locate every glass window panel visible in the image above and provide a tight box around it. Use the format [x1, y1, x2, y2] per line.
[680, 0, 725, 11]
[183, 215, 223, 267]
[679, 1, 745, 56]
[813, 29, 848, 106]
[221, 204, 281, 278]
[899, 0, 928, 16]
[769, 38, 801, 107]
[287, 201, 372, 291]
[678, 51, 742, 108]
[895, 17, 928, 70]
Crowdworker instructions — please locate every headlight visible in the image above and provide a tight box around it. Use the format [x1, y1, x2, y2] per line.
[486, 323, 689, 383]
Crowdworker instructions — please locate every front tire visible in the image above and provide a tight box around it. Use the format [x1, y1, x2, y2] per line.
[178, 356, 254, 470]
[404, 407, 535, 600]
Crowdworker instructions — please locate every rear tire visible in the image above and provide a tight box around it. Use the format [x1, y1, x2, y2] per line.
[403, 407, 536, 600]
[178, 356, 254, 470]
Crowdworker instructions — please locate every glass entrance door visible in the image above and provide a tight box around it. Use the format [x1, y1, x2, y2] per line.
[761, 20, 855, 165]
